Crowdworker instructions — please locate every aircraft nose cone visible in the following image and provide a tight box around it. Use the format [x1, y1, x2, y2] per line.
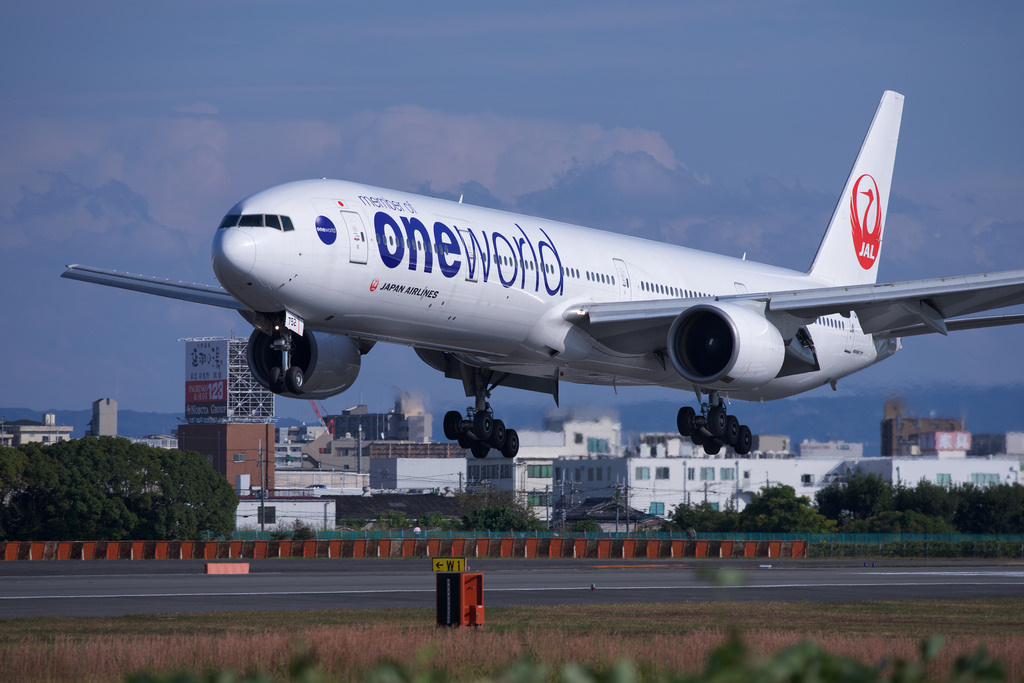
[212, 228, 256, 284]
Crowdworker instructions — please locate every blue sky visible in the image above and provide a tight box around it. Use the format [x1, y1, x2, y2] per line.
[1, 2, 1022, 431]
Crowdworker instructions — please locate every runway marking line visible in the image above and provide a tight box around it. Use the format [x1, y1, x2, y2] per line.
[4, 580, 1024, 602]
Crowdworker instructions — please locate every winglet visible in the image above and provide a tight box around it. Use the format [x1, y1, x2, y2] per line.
[807, 90, 904, 286]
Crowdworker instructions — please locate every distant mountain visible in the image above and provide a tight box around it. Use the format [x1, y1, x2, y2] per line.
[5, 384, 1022, 453]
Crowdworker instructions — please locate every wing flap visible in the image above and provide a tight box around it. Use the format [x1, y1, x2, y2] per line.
[62, 264, 244, 310]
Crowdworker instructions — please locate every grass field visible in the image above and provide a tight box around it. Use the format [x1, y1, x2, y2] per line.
[1, 600, 1022, 681]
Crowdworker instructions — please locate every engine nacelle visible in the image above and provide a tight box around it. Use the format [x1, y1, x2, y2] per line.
[247, 329, 361, 400]
[667, 302, 785, 390]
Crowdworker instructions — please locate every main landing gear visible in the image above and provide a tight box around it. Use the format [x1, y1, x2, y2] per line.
[443, 368, 520, 459]
[676, 391, 753, 456]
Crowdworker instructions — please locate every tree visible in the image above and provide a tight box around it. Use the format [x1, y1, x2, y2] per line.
[0, 446, 27, 540]
[669, 501, 739, 534]
[815, 473, 893, 527]
[3, 438, 236, 541]
[738, 485, 837, 533]
[461, 504, 546, 532]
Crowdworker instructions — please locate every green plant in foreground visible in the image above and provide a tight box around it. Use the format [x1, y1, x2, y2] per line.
[126, 633, 1011, 683]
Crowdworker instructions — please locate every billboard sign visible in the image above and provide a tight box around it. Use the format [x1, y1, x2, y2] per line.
[185, 339, 228, 419]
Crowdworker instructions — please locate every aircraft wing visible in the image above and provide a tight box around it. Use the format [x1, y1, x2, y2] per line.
[61, 264, 245, 310]
[565, 268, 1024, 354]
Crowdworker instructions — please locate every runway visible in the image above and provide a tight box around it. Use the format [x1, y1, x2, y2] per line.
[2, 558, 1024, 619]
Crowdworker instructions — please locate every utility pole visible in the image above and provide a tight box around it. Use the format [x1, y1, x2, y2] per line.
[258, 439, 265, 533]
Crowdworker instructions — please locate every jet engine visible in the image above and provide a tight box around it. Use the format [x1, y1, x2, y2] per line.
[667, 302, 785, 390]
[247, 329, 362, 399]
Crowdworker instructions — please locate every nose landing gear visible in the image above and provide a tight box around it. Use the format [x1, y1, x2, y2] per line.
[677, 392, 752, 456]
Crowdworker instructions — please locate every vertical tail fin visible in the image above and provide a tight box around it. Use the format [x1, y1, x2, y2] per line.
[808, 90, 904, 286]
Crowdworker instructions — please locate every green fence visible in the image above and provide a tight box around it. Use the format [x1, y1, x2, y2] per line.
[229, 529, 1024, 544]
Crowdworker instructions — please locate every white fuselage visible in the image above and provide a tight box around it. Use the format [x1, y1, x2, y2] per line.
[211, 179, 884, 402]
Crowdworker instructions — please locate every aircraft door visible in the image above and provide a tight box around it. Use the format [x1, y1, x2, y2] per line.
[340, 211, 368, 264]
[612, 258, 632, 301]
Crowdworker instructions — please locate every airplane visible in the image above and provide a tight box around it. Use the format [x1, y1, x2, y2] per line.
[63, 90, 1024, 459]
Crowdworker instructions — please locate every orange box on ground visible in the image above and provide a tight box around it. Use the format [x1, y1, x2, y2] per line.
[205, 562, 250, 575]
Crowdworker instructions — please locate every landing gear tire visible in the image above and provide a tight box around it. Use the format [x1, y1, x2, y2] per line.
[690, 429, 706, 446]
[735, 425, 753, 455]
[473, 412, 493, 441]
[703, 439, 723, 455]
[501, 429, 519, 459]
[458, 434, 474, 449]
[470, 442, 490, 459]
[723, 415, 740, 446]
[707, 406, 727, 438]
[270, 366, 285, 393]
[488, 419, 507, 449]
[443, 411, 463, 441]
[676, 406, 696, 437]
[285, 366, 304, 394]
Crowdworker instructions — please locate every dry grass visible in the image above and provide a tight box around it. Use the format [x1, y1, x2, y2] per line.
[1, 601, 1022, 682]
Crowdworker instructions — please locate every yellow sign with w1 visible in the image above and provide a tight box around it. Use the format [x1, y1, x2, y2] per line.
[431, 557, 466, 572]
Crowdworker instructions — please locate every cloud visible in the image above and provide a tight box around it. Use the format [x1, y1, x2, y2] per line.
[331, 106, 681, 202]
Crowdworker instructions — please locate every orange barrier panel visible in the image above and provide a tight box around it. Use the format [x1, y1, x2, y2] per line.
[768, 541, 782, 558]
[29, 541, 44, 560]
[377, 539, 391, 558]
[301, 540, 315, 558]
[525, 538, 538, 558]
[427, 539, 440, 557]
[104, 541, 119, 560]
[153, 541, 168, 559]
[499, 538, 513, 557]
[792, 540, 807, 558]
[401, 539, 415, 558]
[646, 540, 660, 559]
[669, 540, 683, 558]
[573, 539, 586, 559]
[280, 541, 294, 558]
[596, 539, 611, 559]
[475, 538, 488, 558]
[548, 538, 562, 558]
[327, 540, 341, 558]
[742, 541, 756, 558]
[451, 538, 466, 557]
[130, 541, 143, 560]
[180, 541, 194, 559]
[202, 542, 217, 560]
[205, 562, 249, 574]
[695, 540, 708, 558]
[622, 539, 636, 558]
[352, 539, 365, 558]
[55, 542, 70, 560]
[229, 541, 242, 558]
[719, 541, 734, 558]
[1, 542, 13, 561]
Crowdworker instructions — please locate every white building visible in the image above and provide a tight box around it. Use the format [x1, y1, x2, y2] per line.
[466, 414, 623, 524]
[370, 457, 465, 492]
[236, 497, 336, 531]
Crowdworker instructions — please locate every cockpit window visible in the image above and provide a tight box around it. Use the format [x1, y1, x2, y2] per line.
[238, 214, 264, 227]
[218, 214, 241, 229]
[220, 213, 296, 231]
